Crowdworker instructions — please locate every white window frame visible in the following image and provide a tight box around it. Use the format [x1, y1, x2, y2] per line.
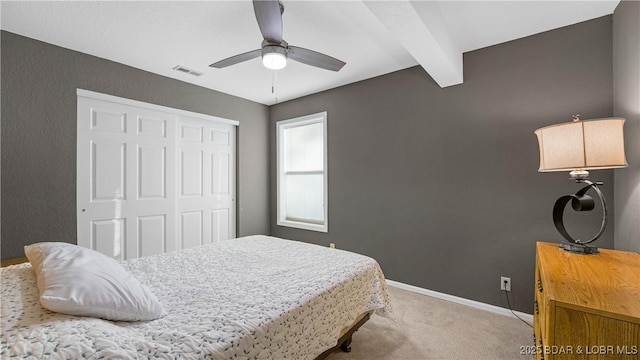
[276, 112, 328, 232]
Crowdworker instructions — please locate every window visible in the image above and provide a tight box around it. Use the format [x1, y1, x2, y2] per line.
[277, 112, 328, 232]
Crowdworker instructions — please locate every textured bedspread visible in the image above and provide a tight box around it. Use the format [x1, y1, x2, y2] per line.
[1, 235, 392, 359]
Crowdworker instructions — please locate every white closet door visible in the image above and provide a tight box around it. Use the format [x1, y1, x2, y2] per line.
[77, 97, 177, 261]
[177, 116, 236, 249]
[78, 91, 237, 260]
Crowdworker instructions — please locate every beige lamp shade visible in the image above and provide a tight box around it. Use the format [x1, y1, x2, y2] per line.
[535, 118, 628, 172]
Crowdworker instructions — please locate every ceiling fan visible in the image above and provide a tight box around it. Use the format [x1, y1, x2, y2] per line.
[209, 0, 346, 72]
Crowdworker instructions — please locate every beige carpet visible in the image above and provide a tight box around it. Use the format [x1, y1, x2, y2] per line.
[327, 286, 533, 360]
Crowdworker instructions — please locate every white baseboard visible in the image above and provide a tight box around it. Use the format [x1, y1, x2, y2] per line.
[386, 279, 534, 324]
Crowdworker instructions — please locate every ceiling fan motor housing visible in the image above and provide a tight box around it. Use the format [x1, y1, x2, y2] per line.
[262, 44, 287, 57]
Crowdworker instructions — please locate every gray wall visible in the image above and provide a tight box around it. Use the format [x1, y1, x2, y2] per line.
[1, 31, 270, 259]
[613, 0, 640, 253]
[270, 17, 614, 313]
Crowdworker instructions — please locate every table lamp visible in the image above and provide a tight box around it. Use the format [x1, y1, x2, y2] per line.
[535, 115, 627, 254]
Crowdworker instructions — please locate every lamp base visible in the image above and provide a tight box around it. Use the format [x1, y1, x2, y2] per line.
[559, 242, 599, 254]
[553, 179, 607, 255]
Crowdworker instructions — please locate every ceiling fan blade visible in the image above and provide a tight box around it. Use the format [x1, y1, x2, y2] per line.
[253, 0, 283, 43]
[209, 49, 262, 68]
[288, 46, 346, 72]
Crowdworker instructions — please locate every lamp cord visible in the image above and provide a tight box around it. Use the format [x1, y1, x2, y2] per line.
[502, 288, 533, 328]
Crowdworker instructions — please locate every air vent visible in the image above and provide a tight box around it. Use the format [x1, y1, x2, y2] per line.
[172, 65, 203, 77]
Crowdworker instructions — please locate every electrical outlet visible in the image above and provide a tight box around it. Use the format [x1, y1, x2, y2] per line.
[329, 243, 336, 249]
[501, 276, 511, 292]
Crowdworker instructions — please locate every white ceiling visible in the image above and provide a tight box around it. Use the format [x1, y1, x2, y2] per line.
[1, 1, 619, 106]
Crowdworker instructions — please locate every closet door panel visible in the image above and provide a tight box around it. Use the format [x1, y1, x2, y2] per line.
[78, 97, 176, 260]
[177, 116, 235, 248]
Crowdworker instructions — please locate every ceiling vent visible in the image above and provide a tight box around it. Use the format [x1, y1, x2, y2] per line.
[172, 65, 203, 77]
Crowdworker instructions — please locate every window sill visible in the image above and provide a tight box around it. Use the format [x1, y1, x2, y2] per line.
[277, 219, 328, 233]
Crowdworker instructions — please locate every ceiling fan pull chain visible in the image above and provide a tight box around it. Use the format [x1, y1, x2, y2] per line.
[272, 71, 279, 104]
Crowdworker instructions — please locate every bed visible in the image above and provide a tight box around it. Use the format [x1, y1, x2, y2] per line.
[1, 235, 392, 359]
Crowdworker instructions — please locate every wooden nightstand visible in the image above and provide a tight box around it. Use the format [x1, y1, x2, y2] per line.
[533, 242, 640, 360]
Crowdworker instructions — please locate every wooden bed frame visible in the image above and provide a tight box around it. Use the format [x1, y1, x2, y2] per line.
[316, 311, 372, 359]
[2, 256, 372, 358]
[0, 257, 28, 267]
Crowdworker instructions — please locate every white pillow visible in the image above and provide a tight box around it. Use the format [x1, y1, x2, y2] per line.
[24, 242, 166, 321]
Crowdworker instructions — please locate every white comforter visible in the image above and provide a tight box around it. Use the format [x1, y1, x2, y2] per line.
[1, 235, 392, 359]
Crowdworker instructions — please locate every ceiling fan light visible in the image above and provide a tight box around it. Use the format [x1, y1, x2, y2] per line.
[262, 46, 287, 70]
